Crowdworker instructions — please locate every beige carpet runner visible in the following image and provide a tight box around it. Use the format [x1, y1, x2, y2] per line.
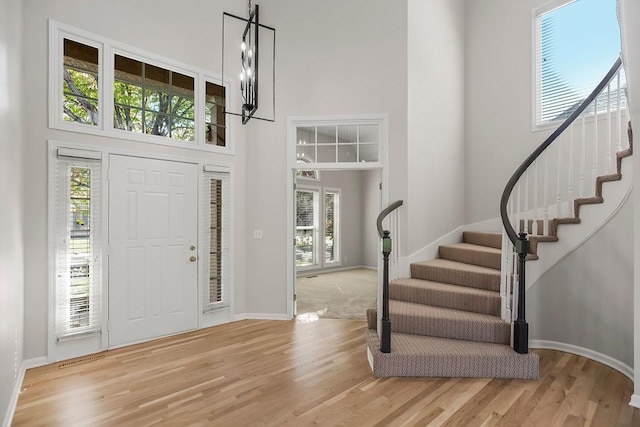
[366, 231, 539, 379]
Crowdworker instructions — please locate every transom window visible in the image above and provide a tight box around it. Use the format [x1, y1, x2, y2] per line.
[113, 54, 195, 141]
[51, 22, 230, 151]
[63, 38, 99, 126]
[296, 123, 380, 164]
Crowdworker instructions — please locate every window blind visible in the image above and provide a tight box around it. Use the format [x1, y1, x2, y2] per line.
[202, 170, 230, 310]
[535, 0, 623, 125]
[54, 155, 102, 339]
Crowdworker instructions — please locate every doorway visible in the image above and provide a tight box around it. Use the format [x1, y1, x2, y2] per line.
[108, 155, 199, 347]
[293, 169, 381, 319]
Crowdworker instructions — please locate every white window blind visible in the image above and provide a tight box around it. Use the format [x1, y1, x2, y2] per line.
[324, 190, 339, 264]
[295, 188, 319, 267]
[202, 170, 230, 310]
[535, 0, 622, 125]
[54, 155, 102, 339]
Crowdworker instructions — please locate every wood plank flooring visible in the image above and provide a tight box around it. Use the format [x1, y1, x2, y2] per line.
[12, 319, 640, 426]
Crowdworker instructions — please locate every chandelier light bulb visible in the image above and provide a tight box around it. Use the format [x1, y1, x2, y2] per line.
[248, 48, 253, 58]
[246, 68, 252, 77]
[240, 71, 245, 81]
[241, 41, 247, 51]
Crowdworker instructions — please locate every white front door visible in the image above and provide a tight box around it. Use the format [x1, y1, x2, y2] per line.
[108, 155, 198, 347]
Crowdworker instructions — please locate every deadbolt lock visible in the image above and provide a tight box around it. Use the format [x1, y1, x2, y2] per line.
[190, 245, 196, 251]
[189, 256, 197, 262]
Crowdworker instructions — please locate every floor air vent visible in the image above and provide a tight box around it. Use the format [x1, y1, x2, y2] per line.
[58, 353, 106, 368]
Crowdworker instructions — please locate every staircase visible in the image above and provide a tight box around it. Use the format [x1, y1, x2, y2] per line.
[366, 231, 539, 379]
[366, 58, 632, 380]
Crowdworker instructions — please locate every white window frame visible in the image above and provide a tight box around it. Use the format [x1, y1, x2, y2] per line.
[49, 20, 234, 155]
[323, 187, 341, 267]
[295, 185, 342, 271]
[48, 146, 107, 362]
[295, 185, 321, 271]
[201, 167, 232, 314]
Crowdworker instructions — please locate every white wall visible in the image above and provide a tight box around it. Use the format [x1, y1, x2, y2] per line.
[465, 0, 554, 224]
[407, 0, 466, 254]
[20, 0, 249, 359]
[618, 0, 640, 405]
[243, 0, 408, 315]
[0, 0, 24, 422]
[362, 169, 382, 268]
[528, 197, 634, 371]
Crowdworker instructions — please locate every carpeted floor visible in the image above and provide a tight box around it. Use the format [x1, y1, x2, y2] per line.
[296, 268, 376, 320]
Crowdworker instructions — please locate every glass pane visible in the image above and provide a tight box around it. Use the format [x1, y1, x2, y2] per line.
[144, 62, 170, 90]
[325, 192, 336, 263]
[359, 143, 379, 162]
[206, 81, 226, 147]
[296, 169, 318, 180]
[171, 117, 195, 141]
[114, 80, 142, 108]
[337, 125, 357, 144]
[317, 145, 336, 162]
[297, 127, 315, 145]
[114, 106, 142, 133]
[63, 39, 99, 126]
[144, 89, 170, 113]
[317, 126, 336, 143]
[69, 167, 92, 329]
[206, 124, 226, 147]
[297, 145, 316, 163]
[63, 94, 98, 125]
[209, 178, 223, 304]
[338, 144, 357, 162]
[359, 124, 379, 142]
[171, 96, 194, 119]
[296, 190, 317, 267]
[144, 112, 170, 136]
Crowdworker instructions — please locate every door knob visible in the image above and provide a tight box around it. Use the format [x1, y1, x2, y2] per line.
[189, 256, 197, 262]
[190, 245, 196, 251]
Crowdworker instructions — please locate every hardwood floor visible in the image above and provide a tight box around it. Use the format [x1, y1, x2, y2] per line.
[13, 319, 640, 426]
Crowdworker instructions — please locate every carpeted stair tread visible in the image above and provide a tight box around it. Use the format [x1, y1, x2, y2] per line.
[574, 196, 603, 217]
[390, 277, 500, 316]
[462, 231, 502, 249]
[388, 300, 510, 344]
[439, 242, 501, 270]
[366, 330, 539, 379]
[411, 258, 500, 292]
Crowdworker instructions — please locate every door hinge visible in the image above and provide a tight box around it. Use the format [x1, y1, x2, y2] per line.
[379, 182, 382, 190]
[294, 293, 297, 301]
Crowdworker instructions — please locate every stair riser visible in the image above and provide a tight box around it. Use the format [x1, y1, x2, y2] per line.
[391, 312, 510, 345]
[438, 246, 501, 270]
[411, 264, 500, 292]
[366, 331, 539, 379]
[462, 232, 502, 249]
[389, 283, 500, 316]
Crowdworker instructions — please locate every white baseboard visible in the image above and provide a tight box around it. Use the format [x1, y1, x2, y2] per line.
[629, 394, 640, 409]
[367, 347, 374, 372]
[296, 265, 374, 277]
[530, 339, 633, 380]
[3, 357, 47, 427]
[234, 313, 292, 321]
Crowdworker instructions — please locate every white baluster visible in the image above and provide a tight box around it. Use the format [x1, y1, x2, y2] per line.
[533, 159, 539, 235]
[592, 95, 599, 189]
[543, 150, 549, 236]
[606, 82, 612, 174]
[524, 170, 529, 234]
[556, 138, 562, 217]
[568, 123, 574, 210]
[617, 72, 622, 153]
[580, 115, 586, 198]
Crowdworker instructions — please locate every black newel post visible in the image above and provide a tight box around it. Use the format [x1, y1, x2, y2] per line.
[513, 232, 529, 354]
[381, 230, 392, 353]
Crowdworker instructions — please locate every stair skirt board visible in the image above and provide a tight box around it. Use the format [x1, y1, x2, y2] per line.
[366, 330, 539, 379]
